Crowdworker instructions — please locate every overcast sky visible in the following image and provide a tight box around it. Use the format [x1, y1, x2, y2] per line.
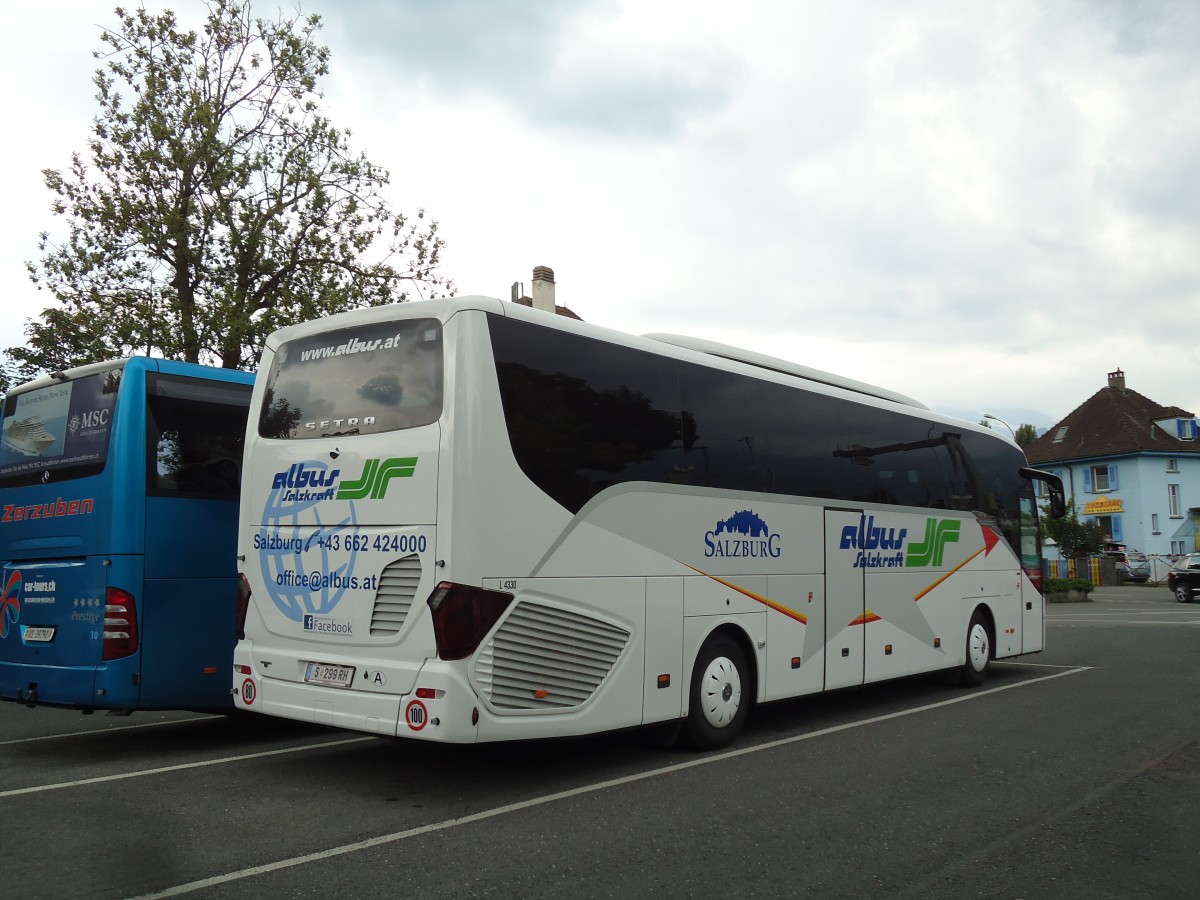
[2, 0, 1198, 430]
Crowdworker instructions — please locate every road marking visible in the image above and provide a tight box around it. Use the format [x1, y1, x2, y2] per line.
[129, 666, 1093, 899]
[993, 660, 1080, 668]
[0, 736, 375, 799]
[1051, 609, 1198, 616]
[896, 739, 1189, 898]
[0, 715, 216, 747]
[1051, 619, 1200, 627]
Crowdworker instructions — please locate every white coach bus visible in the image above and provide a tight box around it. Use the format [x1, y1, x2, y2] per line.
[232, 297, 1064, 749]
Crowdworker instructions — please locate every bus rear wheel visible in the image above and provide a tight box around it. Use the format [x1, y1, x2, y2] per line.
[682, 632, 749, 751]
[958, 610, 992, 687]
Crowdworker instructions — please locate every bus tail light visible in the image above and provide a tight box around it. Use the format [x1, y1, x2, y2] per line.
[427, 582, 514, 661]
[235, 574, 252, 640]
[102, 587, 139, 660]
[1024, 565, 1044, 593]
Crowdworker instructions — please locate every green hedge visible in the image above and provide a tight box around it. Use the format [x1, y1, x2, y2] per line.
[1044, 577, 1093, 594]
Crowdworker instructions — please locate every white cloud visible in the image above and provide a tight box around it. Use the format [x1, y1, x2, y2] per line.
[3, 0, 1199, 428]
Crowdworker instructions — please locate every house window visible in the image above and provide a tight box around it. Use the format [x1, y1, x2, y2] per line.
[1167, 458, 1179, 473]
[1152, 514, 1160, 534]
[1089, 465, 1111, 492]
[1095, 515, 1121, 542]
[1053, 426, 1069, 443]
[1169, 484, 1181, 517]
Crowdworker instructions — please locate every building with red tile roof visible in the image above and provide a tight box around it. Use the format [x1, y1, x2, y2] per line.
[1025, 370, 1199, 556]
[510, 266, 582, 320]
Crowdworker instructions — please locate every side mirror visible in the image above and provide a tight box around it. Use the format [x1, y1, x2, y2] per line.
[1021, 467, 1066, 519]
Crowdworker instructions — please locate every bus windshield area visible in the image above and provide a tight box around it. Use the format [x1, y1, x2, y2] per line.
[0, 365, 124, 488]
[257, 319, 443, 440]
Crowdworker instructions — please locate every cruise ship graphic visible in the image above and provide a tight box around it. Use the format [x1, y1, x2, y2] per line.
[3, 416, 57, 456]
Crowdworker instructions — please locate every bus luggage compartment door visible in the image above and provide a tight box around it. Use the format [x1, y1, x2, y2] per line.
[824, 509, 865, 691]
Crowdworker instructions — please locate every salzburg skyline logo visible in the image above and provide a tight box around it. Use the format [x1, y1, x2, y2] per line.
[704, 510, 782, 559]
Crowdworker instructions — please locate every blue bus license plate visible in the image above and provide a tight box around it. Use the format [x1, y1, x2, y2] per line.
[304, 661, 354, 688]
[23, 626, 55, 643]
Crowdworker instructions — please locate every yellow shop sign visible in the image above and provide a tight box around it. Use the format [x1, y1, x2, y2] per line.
[1083, 497, 1124, 515]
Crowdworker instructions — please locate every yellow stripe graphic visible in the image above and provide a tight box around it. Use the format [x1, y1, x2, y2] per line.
[687, 567, 808, 625]
[914, 546, 986, 602]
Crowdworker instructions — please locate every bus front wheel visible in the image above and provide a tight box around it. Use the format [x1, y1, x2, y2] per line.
[682, 632, 749, 751]
[958, 610, 992, 687]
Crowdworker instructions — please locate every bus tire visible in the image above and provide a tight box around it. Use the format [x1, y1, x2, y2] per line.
[682, 632, 749, 751]
[958, 609, 992, 687]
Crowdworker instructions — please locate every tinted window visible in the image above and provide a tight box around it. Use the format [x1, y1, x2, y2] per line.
[488, 314, 1030, 550]
[146, 373, 251, 498]
[259, 319, 443, 439]
[491, 316, 685, 512]
[0, 365, 124, 487]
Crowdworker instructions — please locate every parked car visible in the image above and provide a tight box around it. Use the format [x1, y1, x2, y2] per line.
[1123, 552, 1151, 584]
[1166, 554, 1200, 603]
[1105, 549, 1151, 583]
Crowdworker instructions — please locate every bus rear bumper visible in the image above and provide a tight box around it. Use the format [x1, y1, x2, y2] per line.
[242, 674, 405, 737]
[0, 659, 140, 710]
[233, 659, 482, 743]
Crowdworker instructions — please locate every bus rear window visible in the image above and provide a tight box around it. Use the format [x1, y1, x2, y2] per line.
[258, 319, 443, 439]
[0, 366, 123, 487]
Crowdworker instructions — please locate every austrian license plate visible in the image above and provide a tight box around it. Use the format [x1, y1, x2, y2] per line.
[22, 626, 55, 643]
[304, 661, 354, 688]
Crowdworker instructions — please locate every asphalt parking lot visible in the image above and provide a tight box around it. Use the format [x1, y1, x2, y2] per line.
[2, 583, 1197, 899]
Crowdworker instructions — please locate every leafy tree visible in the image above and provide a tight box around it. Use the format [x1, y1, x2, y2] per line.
[1014, 423, 1038, 449]
[10, 0, 449, 381]
[1042, 500, 1107, 559]
[980, 418, 1039, 449]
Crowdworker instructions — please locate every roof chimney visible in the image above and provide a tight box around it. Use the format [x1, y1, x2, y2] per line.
[531, 266, 555, 314]
[1108, 368, 1126, 391]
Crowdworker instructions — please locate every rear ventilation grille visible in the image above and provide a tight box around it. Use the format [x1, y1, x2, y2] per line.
[370, 555, 421, 637]
[475, 601, 630, 711]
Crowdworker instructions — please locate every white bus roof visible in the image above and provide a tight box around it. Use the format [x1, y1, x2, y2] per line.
[643, 333, 929, 410]
[260, 296, 930, 413]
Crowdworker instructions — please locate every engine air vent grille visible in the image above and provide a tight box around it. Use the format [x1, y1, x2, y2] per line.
[370, 554, 421, 637]
[475, 601, 630, 711]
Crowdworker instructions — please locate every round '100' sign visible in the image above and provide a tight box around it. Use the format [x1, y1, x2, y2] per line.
[405, 699, 427, 731]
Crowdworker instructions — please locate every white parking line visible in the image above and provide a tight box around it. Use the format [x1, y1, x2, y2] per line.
[1050, 609, 1198, 616]
[0, 715, 216, 747]
[130, 665, 1093, 899]
[0, 735, 375, 799]
[1051, 618, 1200, 626]
[993, 660, 1081, 668]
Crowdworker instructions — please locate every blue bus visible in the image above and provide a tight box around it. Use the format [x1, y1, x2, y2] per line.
[0, 357, 253, 712]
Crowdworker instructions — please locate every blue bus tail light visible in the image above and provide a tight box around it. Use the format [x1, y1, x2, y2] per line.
[427, 582, 514, 661]
[235, 574, 252, 640]
[102, 587, 139, 660]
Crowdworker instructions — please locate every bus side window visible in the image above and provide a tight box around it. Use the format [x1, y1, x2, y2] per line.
[148, 396, 246, 498]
